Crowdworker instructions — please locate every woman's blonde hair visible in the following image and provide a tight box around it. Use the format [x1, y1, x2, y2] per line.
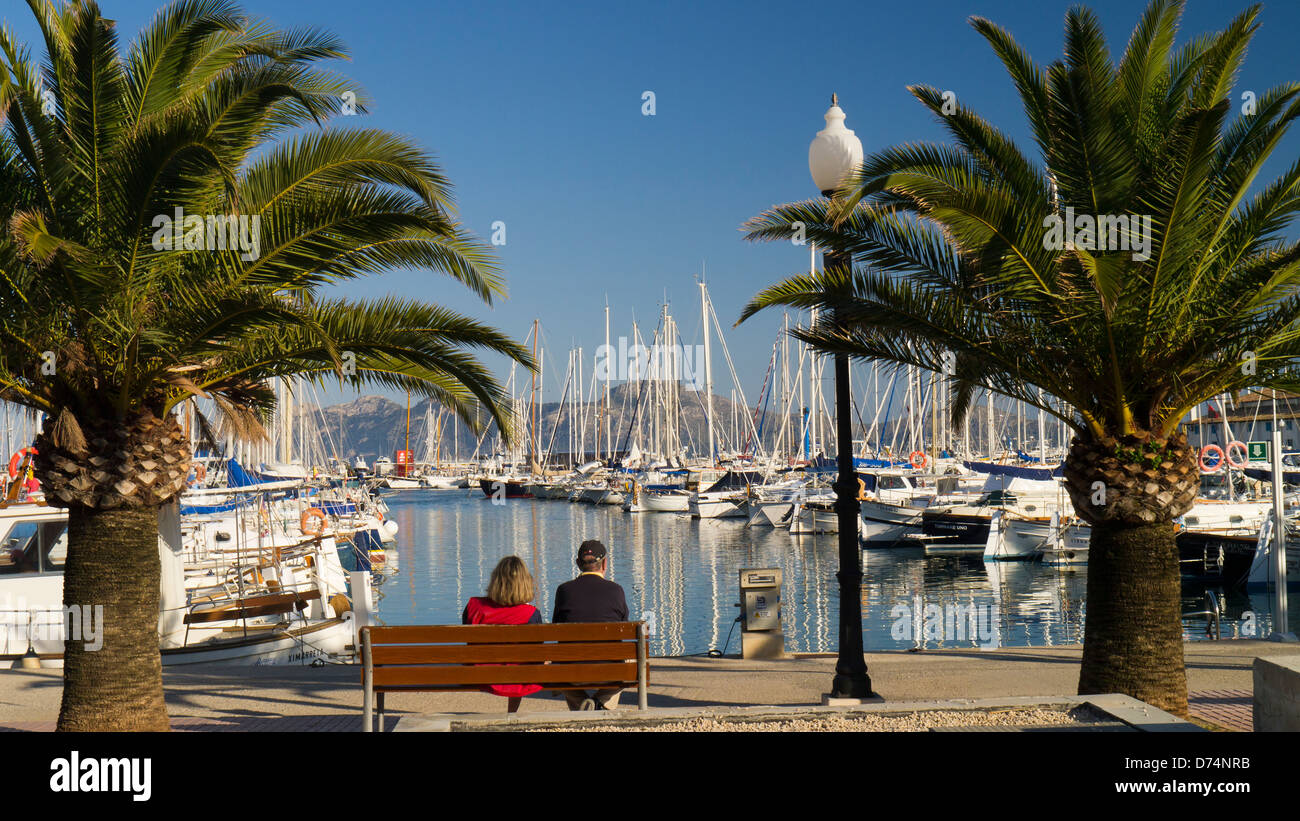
[487, 555, 535, 606]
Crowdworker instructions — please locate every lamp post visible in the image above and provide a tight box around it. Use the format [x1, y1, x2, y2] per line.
[809, 94, 875, 699]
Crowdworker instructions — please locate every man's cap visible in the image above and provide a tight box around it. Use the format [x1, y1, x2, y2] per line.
[577, 540, 606, 561]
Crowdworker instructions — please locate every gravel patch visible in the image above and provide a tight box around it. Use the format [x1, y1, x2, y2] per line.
[527, 705, 1108, 732]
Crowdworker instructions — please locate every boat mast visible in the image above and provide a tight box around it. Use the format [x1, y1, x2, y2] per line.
[810, 306, 819, 457]
[537, 344, 544, 469]
[782, 313, 790, 463]
[691, 279, 712, 465]
[930, 369, 938, 463]
[1037, 390, 1047, 464]
[404, 390, 411, 474]
[986, 388, 995, 459]
[568, 349, 575, 469]
[604, 304, 611, 463]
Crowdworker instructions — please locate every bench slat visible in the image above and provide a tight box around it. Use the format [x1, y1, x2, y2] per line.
[371, 642, 639, 665]
[366, 623, 636, 644]
[376, 683, 626, 693]
[372, 661, 637, 688]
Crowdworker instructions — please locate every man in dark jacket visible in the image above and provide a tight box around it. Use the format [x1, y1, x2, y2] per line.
[552, 539, 629, 710]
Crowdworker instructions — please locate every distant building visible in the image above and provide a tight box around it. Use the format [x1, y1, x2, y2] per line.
[1183, 390, 1300, 452]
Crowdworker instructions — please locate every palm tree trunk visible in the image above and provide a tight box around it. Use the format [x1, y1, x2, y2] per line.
[57, 505, 170, 731]
[1077, 520, 1187, 717]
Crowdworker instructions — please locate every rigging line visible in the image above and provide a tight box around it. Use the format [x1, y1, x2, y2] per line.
[743, 336, 779, 457]
[617, 312, 668, 456]
[673, 323, 715, 458]
[705, 288, 765, 458]
[539, 354, 574, 467]
[879, 364, 900, 456]
[867, 364, 898, 453]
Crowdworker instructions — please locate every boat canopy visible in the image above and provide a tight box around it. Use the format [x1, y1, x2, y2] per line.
[963, 461, 1063, 481]
[227, 457, 279, 487]
[1242, 466, 1300, 484]
[704, 471, 765, 492]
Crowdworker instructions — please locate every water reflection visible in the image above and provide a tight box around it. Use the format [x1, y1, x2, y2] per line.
[375, 492, 1288, 656]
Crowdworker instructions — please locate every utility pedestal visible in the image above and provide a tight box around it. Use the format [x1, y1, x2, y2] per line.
[739, 568, 787, 659]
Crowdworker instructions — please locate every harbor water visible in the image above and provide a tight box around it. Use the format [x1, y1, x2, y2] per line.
[373, 490, 1294, 657]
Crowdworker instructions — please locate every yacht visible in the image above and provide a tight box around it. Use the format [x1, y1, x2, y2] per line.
[1, 499, 357, 667]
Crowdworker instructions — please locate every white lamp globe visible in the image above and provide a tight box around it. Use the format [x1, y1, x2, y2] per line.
[809, 93, 864, 196]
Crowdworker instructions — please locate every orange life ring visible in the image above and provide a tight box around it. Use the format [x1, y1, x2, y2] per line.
[909, 450, 928, 470]
[1225, 441, 1248, 469]
[7, 447, 36, 480]
[300, 507, 328, 536]
[1199, 444, 1225, 473]
[195, 463, 207, 482]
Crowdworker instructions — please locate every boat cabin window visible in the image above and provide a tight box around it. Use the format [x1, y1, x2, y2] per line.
[0, 520, 69, 575]
[1198, 473, 1247, 500]
[877, 475, 907, 490]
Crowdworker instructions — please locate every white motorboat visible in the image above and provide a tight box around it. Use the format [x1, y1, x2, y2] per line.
[746, 480, 806, 528]
[1245, 515, 1300, 587]
[983, 511, 1052, 561]
[690, 491, 748, 519]
[859, 498, 926, 544]
[625, 482, 691, 513]
[689, 470, 759, 519]
[1040, 516, 1091, 567]
[789, 497, 839, 534]
[420, 474, 462, 490]
[1, 501, 357, 667]
[383, 476, 423, 490]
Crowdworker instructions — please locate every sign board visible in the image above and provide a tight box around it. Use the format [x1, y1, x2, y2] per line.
[1248, 441, 1270, 462]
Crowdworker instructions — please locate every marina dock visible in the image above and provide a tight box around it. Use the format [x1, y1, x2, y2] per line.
[4, 641, 1297, 731]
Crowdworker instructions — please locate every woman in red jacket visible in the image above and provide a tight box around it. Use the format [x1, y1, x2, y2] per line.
[461, 555, 543, 713]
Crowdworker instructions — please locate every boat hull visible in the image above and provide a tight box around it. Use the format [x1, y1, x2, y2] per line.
[1178, 529, 1259, 586]
[479, 478, 533, 499]
[860, 499, 924, 544]
[919, 510, 991, 552]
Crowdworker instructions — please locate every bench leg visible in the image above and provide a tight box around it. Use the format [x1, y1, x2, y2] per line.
[637, 622, 649, 710]
[363, 684, 373, 733]
[361, 628, 373, 732]
[377, 691, 385, 732]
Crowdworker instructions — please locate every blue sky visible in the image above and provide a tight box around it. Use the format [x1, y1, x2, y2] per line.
[7, 0, 1300, 409]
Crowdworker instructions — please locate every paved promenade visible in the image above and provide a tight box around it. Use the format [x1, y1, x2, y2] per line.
[2, 641, 1295, 731]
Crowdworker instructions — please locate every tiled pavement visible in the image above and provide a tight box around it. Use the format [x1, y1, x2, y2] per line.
[0, 690, 1256, 732]
[0, 714, 378, 732]
[1187, 689, 1253, 732]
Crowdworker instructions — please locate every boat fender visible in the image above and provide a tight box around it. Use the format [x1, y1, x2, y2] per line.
[329, 593, 351, 618]
[383, 519, 400, 537]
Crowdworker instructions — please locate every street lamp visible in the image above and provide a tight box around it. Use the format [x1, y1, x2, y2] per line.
[809, 94, 875, 700]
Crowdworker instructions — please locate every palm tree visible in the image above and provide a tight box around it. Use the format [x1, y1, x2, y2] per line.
[0, 0, 531, 730]
[739, 0, 1300, 715]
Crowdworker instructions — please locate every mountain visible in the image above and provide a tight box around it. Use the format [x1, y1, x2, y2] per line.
[301, 383, 1065, 464]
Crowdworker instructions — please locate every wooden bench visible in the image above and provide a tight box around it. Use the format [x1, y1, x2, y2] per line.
[360, 622, 649, 731]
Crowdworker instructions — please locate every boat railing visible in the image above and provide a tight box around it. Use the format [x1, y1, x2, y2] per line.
[1182, 590, 1222, 640]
